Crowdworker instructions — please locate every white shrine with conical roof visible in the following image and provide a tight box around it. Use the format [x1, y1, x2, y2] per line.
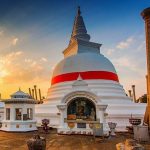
[35, 7, 146, 134]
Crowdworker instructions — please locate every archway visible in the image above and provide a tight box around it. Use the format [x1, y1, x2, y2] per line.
[67, 97, 96, 121]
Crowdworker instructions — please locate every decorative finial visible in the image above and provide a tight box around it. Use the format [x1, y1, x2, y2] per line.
[19, 87, 21, 91]
[77, 74, 83, 81]
[77, 6, 81, 16]
[69, 5, 90, 45]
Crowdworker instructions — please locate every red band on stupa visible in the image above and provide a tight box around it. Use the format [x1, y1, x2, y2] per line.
[51, 71, 119, 85]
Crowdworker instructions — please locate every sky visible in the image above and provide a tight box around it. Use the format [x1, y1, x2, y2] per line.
[0, 0, 149, 99]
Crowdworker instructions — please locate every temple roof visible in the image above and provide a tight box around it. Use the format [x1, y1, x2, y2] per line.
[11, 89, 30, 99]
[2, 89, 36, 104]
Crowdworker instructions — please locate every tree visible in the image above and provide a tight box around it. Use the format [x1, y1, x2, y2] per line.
[137, 94, 147, 103]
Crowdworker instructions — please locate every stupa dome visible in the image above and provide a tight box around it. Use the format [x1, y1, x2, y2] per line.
[35, 7, 146, 135]
[51, 53, 119, 85]
[51, 7, 119, 86]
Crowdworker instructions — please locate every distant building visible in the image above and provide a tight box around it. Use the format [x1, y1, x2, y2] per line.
[1, 89, 37, 132]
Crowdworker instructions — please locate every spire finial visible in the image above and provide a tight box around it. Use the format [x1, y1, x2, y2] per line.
[69, 6, 90, 44]
[77, 74, 83, 81]
[19, 87, 21, 91]
[77, 6, 81, 16]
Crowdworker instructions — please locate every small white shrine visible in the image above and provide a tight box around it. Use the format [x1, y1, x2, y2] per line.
[1, 89, 37, 132]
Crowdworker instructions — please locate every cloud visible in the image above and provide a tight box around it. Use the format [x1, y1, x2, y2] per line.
[116, 37, 134, 49]
[0, 27, 57, 98]
[0, 30, 4, 36]
[113, 56, 144, 75]
[137, 40, 145, 51]
[25, 57, 48, 65]
[105, 37, 135, 56]
[0, 51, 50, 85]
[112, 55, 146, 98]
[25, 58, 32, 63]
[0, 68, 9, 78]
[0, 51, 23, 66]
[113, 57, 132, 77]
[103, 34, 146, 98]
[0, 33, 20, 53]
[7, 51, 23, 57]
[40, 57, 48, 62]
[114, 57, 131, 68]
[11, 37, 19, 46]
[106, 49, 115, 55]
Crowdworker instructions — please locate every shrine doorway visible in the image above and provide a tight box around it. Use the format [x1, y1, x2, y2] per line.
[67, 97, 96, 121]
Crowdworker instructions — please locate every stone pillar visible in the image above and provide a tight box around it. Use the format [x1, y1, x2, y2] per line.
[132, 85, 136, 102]
[10, 108, 13, 121]
[39, 89, 42, 101]
[128, 90, 132, 98]
[29, 88, 31, 97]
[146, 75, 149, 103]
[11, 107, 15, 121]
[141, 8, 150, 105]
[3, 108, 6, 121]
[141, 7, 150, 126]
[34, 85, 38, 100]
[32, 105, 35, 121]
[32, 89, 34, 99]
[97, 104, 108, 134]
[99, 109, 105, 123]
[57, 105, 66, 128]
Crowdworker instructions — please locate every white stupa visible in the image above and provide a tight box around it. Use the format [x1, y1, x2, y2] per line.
[1, 89, 37, 132]
[35, 7, 146, 134]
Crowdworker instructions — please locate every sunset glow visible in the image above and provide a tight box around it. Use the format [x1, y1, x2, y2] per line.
[0, 0, 149, 99]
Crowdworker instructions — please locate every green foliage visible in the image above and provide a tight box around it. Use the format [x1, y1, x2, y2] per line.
[137, 94, 147, 103]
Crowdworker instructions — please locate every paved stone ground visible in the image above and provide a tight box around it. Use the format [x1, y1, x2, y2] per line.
[0, 129, 149, 150]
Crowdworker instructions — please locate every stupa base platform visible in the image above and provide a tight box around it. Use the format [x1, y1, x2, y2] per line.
[1, 120, 37, 132]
